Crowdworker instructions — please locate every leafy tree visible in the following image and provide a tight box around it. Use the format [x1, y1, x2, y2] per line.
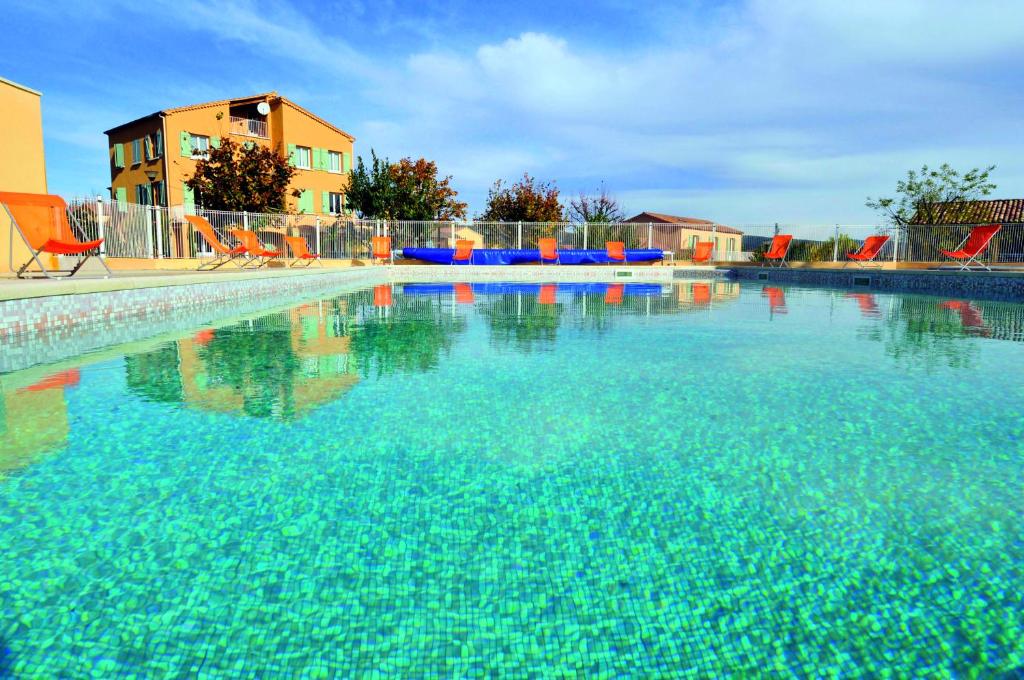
[480, 173, 562, 222]
[566, 183, 625, 223]
[389, 158, 467, 220]
[866, 164, 997, 225]
[346, 150, 466, 220]
[185, 138, 299, 212]
[346, 150, 397, 219]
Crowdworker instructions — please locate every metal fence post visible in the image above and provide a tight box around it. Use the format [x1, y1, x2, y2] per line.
[154, 206, 164, 258]
[583, 222, 588, 250]
[892, 226, 900, 263]
[712, 224, 717, 260]
[832, 224, 840, 262]
[143, 205, 153, 258]
[95, 196, 106, 258]
[315, 216, 322, 257]
[648, 222, 653, 249]
[243, 211, 250, 231]
[517, 221, 522, 249]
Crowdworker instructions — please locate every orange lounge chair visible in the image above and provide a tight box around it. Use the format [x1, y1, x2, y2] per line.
[762, 286, 787, 314]
[371, 236, 392, 264]
[606, 241, 626, 265]
[230, 228, 282, 268]
[0, 191, 111, 279]
[763, 234, 793, 267]
[539, 238, 559, 265]
[185, 215, 247, 270]
[604, 283, 624, 305]
[454, 283, 475, 304]
[692, 241, 715, 264]
[452, 239, 474, 265]
[285, 235, 322, 267]
[845, 235, 890, 268]
[940, 224, 1002, 271]
[538, 284, 557, 304]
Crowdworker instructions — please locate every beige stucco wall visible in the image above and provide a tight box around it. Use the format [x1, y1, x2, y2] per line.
[107, 95, 354, 214]
[0, 77, 48, 273]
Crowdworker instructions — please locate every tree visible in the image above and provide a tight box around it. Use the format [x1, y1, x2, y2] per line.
[346, 150, 398, 219]
[185, 138, 299, 212]
[389, 158, 467, 220]
[480, 173, 562, 222]
[346, 150, 466, 220]
[866, 164, 997, 225]
[566, 183, 625, 223]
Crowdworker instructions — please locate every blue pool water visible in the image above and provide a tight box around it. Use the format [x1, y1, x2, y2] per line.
[1, 280, 1022, 676]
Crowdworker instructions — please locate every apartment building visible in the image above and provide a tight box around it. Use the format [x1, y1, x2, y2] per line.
[0, 75, 48, 273]
[104, 92, 355, 214]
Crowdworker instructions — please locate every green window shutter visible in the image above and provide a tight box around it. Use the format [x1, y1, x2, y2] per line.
[114, 143, 125, 168]
[321, 191, 329, 213]
[115, 187, 127, 203]
[183, 182, 195, 208]
[312, 147, 321, 170]
[211, 136, 221, 149]
[180, 131, 191, 157]
[342, 152, 351, 174]
[155, 130, 163, 157]
[287, 143, 297, 167]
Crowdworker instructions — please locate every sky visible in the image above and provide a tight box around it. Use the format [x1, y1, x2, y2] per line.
[2, 0, 1024, 224]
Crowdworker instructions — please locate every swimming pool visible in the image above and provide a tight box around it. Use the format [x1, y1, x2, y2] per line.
[1, 280, 1022, 676]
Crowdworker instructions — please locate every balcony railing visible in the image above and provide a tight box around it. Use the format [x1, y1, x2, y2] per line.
[229, 116, 269, 139]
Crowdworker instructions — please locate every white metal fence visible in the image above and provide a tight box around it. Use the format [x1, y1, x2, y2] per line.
[60, 197, 1024, 266]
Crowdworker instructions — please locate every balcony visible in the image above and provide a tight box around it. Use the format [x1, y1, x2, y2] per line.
[229, 116, 269, 139]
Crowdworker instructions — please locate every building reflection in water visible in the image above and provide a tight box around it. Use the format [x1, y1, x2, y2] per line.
[0, 369, 79, 477]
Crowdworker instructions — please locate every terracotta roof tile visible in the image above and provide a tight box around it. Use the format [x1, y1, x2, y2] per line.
[912, 199, 1024, 224]
[624, 211, 743, 234]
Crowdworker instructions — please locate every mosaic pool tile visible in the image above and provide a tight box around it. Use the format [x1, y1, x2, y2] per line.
[0, 281, 1022, 676]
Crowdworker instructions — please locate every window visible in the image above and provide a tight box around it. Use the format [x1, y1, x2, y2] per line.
[135, 183, 152, 205]
[328, 192, 344, 213]
[190, 134, 210, 158]
[327, 151, 341, 173]
[145, 131, 163, 160]
[689, 235, 698, 250]
[131, 139, 142, 165]
[726, 238, 735, 253]
[295, 146, 311, 169]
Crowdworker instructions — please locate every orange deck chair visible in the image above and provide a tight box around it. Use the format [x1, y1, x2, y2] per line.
[454, 283, 475, 304]
[452, 239, 474, 265]
[371, 236, 392, 264]
[692, 241, 715, 264]
[604, 283, 624, 305]
[845, 235, 890, 268]
[0, 192, 111, 279]
[285, 235, 322, 268]
[940, 224, 1002, 271]
[20, 369, 81, 393]
[763, 234, 793, 268]
[229, 228, 282, 268]
[185, 215, 246, 270]
[606, 241, 626, 265]
[538, 238, 560, 265]
[538, 284, 557, 304]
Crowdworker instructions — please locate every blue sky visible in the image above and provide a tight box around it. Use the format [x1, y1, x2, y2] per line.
[2, 0, 1024, 223]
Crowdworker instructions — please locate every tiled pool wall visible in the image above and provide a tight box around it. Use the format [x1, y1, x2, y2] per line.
[0, 269, 386, 374]
[731, 267, 1024, 302]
